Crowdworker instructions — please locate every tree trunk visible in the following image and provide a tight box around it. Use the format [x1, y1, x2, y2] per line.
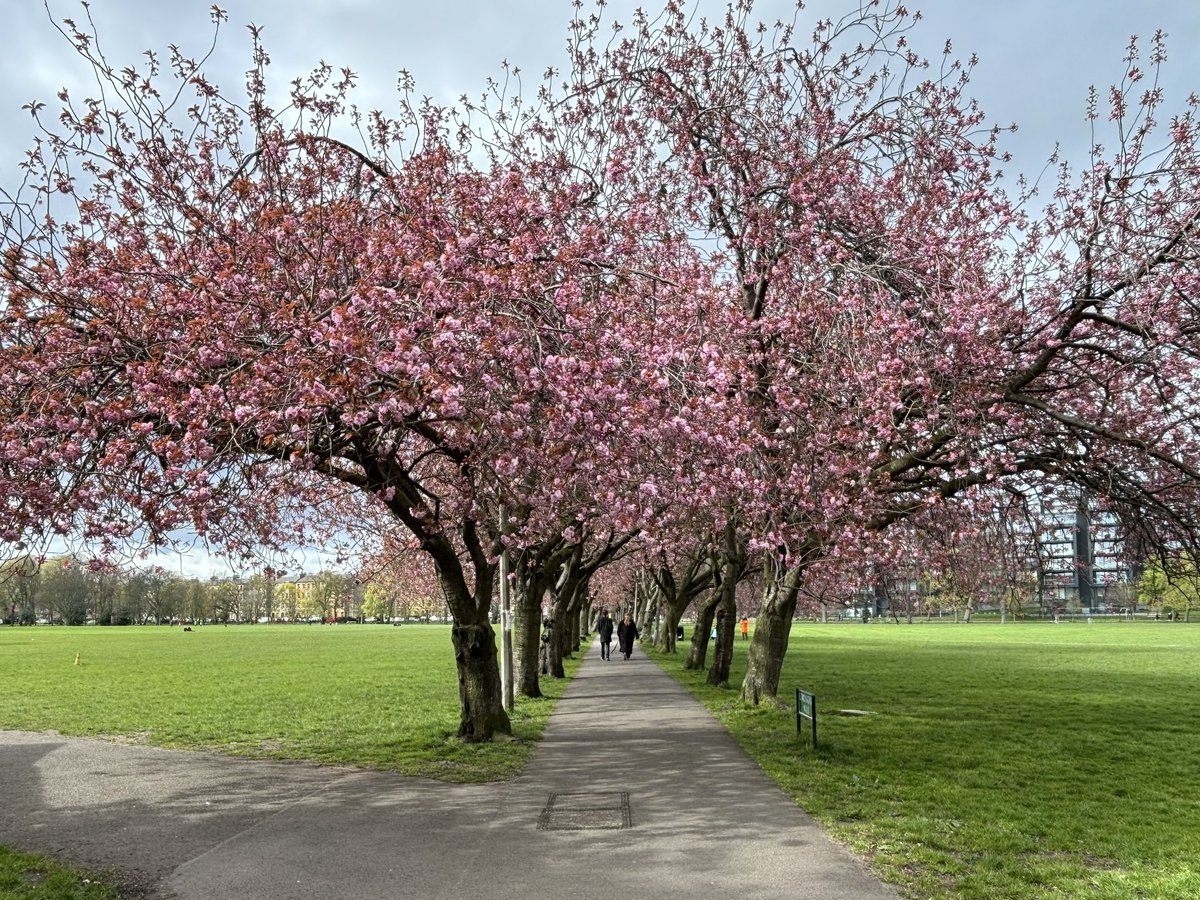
[637, 597, 657, 647]
[655, 586, 687, 654]
[740, 563, 803, 704]
[658, 606, 678, 653]
[653, 569, 711, 654]
[451, 619, 509, 741]
[547, 569, 588, 679]
[706, 573, 738, 686]
[686, 591, 720, 670]
[568, 609, 581, 653]
[564, 582, 589, 655]
[420, 526, 510, 741]
[548, 606, 568, 679]
[707, 520, 744, 686]
[512, 568, 546, 698]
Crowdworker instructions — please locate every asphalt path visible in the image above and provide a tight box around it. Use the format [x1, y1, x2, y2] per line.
[0, 640, 897, 899]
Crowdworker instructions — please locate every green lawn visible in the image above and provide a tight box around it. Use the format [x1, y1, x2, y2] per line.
[0, 846, 120, 900]
[0, 623, 576, 783]
[654, 621, 1200, 900]
[6, 620, 1199, 899]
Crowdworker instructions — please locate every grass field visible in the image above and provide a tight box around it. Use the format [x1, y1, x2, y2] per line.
[4, 620, 1199, 899]
[0, 846, 120, 900]
[0, 623, 577, 783]
[654, 621, 1200, 900]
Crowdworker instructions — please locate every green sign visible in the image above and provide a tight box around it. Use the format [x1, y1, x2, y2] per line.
[796, 688, 817, 749]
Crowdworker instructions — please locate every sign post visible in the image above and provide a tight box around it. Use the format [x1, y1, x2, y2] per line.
[796, 688, 817, 749]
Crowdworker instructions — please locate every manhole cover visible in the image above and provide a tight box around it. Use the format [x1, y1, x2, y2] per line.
[537, 791, 631, 830]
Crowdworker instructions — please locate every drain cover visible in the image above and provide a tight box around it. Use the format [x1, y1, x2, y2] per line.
[537, 791, 631, 830]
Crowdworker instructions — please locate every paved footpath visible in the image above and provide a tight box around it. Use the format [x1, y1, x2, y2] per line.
[0, 641, 897, 899]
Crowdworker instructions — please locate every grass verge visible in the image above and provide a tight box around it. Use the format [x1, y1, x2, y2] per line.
[0, 846, 120, 900]
[652, 621, 1200, 900]
[2, 622, 587, 898]
[0, 623, 581, 783]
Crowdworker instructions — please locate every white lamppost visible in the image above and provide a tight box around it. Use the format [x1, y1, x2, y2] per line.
[499, 505, 514, 712]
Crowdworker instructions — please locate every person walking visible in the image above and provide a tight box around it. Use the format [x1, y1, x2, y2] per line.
[617, 612, 639, 660]
[740, 616, 750, 641]
[596, 610, 614, 660]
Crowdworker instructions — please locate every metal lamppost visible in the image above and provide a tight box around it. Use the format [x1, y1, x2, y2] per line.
[500, 505, 514, 712]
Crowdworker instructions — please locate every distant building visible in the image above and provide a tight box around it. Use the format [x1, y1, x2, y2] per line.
[1034, 492, 1130, 611]
[206, 573, 319, 622]
[855, 488, 1134, 618]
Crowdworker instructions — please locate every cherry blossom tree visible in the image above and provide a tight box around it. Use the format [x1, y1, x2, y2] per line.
[5, 0, 1200, 737]
[0, 11, 587, 738]
[360, 533, 443, 621]
[642, 540, 719, 654]
[537, 0, 1200, 703]
[0, 4, 744, 737]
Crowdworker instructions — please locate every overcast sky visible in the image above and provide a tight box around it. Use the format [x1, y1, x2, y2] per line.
[3, 0, 1198, 577]
[3, 0, 1198, 187]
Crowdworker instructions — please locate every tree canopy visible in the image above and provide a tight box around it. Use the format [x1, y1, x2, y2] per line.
[4, 0, 1200, 737]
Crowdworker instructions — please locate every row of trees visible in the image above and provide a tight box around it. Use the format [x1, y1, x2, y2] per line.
[1138, 559, 1200, 622]
[0, 556, 256, 625]
[0, 556, 431, 625]
[10, 545, 1188, 630]
[4, 1, 1200, 739]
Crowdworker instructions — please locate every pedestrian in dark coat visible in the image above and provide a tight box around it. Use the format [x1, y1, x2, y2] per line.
[596, 610, 615, 660]
[617, 612, 639, 660]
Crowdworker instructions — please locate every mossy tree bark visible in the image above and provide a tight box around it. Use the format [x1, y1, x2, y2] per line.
[706, 569, 740, 686]
[706, 521, 745, 686]
[416, 523, 510, 741]
[739, 561, 803, 705]
[686, 590, 721, 670]
[512, 564, 549, 698]
[451, 618, 509, 741]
